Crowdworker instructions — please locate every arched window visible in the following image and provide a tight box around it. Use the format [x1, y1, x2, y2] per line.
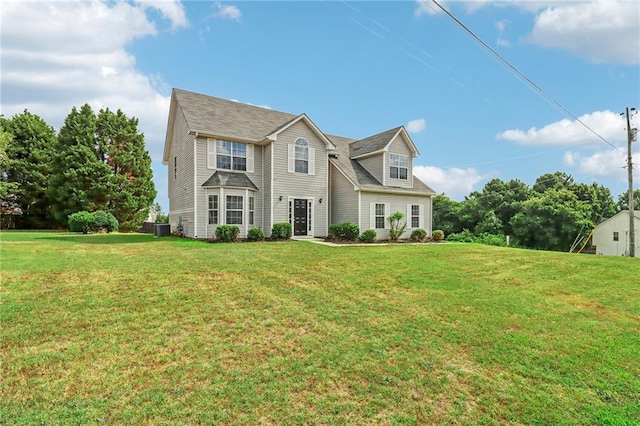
[294, 138, 309, 173]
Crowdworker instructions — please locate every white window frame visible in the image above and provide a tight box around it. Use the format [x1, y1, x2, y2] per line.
[407, 204, 424, 228]
[613, 231, 619, 241]
[249, 196, 255, 226]
[288, 138, 315, 175]
[370, 203, 390, 230]
[226, 195, 243, 225]
[390, 153, 408, 180]
[208, 194, 218, 225]
[208, 139, 253, 172]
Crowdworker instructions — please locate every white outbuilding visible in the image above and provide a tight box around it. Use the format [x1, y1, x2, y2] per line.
[592, 210, 640, 257]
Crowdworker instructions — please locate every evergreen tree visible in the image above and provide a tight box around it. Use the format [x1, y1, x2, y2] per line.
[97, 108, 156, 231]
[1, 111, 56, 228]
[49, 104, 112, 226]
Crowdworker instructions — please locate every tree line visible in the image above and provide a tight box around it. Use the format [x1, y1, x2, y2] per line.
[434, 172, 640, 252]
[0, 106, 156, 231]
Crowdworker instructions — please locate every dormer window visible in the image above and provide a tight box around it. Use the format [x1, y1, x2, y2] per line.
[390, 153, 408, 180]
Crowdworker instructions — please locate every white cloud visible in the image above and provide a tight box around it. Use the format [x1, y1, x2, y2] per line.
[496, 111, 627, 147]
[415, 1, 639, 64]
[212, 2, 242, 22]
[136, 0, 188, 30]
[0, 1, 186, 210]
[563, 150, 634, 181]
[527, 0, 639, 64]
[407, 118, 427, 133]
[414, 165, 492, 199]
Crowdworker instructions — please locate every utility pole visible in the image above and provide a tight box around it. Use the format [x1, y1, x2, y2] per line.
[625, 107, 636, 257]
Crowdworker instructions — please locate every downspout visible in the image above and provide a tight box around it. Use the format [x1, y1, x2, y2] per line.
[193, 132, 198, 238]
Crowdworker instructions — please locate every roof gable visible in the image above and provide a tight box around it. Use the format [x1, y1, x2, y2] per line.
[349, 126, 419, 159]
[265, 113, 336, 150]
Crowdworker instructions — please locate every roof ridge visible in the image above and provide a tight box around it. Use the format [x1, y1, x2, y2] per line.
[173, 88, 297, 118]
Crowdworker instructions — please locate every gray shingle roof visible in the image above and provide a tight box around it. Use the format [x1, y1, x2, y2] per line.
[328, 134, 436, 195]
[174, 88, 297, 142]
[349, 126, 402, 158]
[202, 171, 258, 190]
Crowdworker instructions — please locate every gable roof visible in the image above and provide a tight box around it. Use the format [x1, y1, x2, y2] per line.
[202, 171, 258, 190]
[596, 210, 640, 228]
[328, 134, 436, 196]
[265, 113, 336, 149]
[349, 126, 419, 159]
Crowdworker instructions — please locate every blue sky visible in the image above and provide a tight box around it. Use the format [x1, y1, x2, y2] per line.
[2, 1, 639, 212]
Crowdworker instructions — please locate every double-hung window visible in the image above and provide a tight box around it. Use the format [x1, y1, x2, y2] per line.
[295, 138, 309, 173]
[226, 195, 243, 225]
[375, 203, 386, 229]
[208, 195, 218, 225]
[411, 204, 420, 228]
[217, 141, 247, 171]
[249, 196, 255, 226]
[390, 153, 408, 180]
[613, 231, 619, 241]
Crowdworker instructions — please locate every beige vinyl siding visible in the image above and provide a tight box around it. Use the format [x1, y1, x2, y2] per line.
[196, 139, 264, 239]
[329, 162, 359, 224]
[264, 143, 273, 235]
[386, 133, 413, 189]
[358, 154, 384, 184]
[360, 191, 432, 240]
[168, 109, 195, 237]
[272, 121, 329, 237]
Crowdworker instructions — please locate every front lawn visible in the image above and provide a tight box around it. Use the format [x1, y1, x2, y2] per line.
[1, 232, 638, 424]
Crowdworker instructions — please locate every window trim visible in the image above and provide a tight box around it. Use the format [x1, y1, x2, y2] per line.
[389, 153, 408, 180]
[249, 196, 254, 226]
[208, 194, 218, 225]
[375, 203, 385, 229]
[411, 204, 420, 228]
[613, 231, 619, 241]
[225, 195, 243, 225]
[294, 138, 309, 174]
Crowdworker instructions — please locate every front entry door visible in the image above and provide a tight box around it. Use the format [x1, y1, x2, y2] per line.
[293, 198, 308, 236]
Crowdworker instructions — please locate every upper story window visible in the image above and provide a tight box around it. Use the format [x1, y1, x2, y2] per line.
[208, 139, 254, 172]
[613, 231, 619, 241]
[295, 138, 309, 173]
[217, 141, 246, 171]
[288, 137, 315, 175]
[390, 153, 408, 180]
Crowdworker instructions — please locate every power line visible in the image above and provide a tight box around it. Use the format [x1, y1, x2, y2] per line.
[426, 0, 624, 155]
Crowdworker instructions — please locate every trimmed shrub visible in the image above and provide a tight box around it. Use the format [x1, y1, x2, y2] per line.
[247, 227, 265, 242]
[410, 228, 427, 242]
[432, 229, 445, 242]
[328, 222, 360, 241]
[91, 210, 119, 233]
[358, 229, 377, 243]
[68, 211, 94, 234]
[215, 225, 240, 242]
[271, 222, 292, 240]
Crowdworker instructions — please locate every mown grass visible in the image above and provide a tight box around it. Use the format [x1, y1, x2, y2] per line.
[1, 231, 639, 425]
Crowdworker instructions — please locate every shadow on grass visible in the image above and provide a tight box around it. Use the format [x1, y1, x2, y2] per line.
[43, 233, 167, 245]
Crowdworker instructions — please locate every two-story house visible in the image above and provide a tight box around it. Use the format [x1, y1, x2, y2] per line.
[162, 88, 436, 240]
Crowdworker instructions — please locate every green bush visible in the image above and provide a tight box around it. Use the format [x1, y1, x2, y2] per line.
[328, 222, 360, 241]
[477, 233, 507, 247]
[68, 211, 94, 234]
[446, 229, 474, 242]
[410, 228, 427, 242]
[271, 222, 292, 240]
[247, 227, 265, 242]
[358, 229, 377, 243]
[215, 225, 240, 242]
[432, 229, 445, 242]
[91, 210, 119, 233]
[388, 211, 407, 241]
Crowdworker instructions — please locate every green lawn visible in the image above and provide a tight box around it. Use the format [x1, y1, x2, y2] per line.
[1, 232, 639, 425]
